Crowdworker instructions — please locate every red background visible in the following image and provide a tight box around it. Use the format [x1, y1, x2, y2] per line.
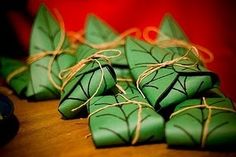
[7, 0, 236, 101]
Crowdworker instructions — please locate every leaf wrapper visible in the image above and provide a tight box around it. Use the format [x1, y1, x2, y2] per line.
[58, 46, 117, 119]
[158, 15, 189, 42]
[26, 5, 76, 100]
[85, 15, 128, 66]
[158, 15, 203, 64]
[88, 94, 165, 147]
[113, 67, 131, 78]
[0, 57, 29, 97]
[166, 97, 236, 148]
[126, 37, 219, 111]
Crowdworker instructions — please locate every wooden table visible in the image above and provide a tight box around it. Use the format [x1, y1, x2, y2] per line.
[1, 94, 236, 157]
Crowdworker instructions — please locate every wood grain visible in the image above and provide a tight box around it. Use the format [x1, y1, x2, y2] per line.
[1, 94, 236, 157]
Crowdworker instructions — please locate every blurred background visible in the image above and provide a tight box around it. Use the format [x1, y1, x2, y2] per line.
[1, 0, 236, 101]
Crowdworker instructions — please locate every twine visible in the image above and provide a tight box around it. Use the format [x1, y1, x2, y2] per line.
[59, 49, 121, 91]
[85, 133, 92, 139]
[6, 66, 28, 83]
[115, 84, 127, 94]
[143, 26, 214, 63]
[66, 49, 122, 112]
[88, 94, 153, 145]
[117, 78, 133, 82]
[136, 48, 198, 98]
[170, 97, 236, 148]
[68, 27, 142, 49]
[115, 78, 134, 94]
[69, 59, 104, 112]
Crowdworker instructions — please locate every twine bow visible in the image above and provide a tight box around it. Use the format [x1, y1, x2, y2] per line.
[88, 94, 154, 145]
[170, 97, 236, 148]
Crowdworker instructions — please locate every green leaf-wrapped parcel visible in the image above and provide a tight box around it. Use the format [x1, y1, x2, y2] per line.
[85, 14, 128, 66]
[125, 37, 219, 111]
[58, 45, 117, 119]
[166, 97, 236, 149]
[158, 14, 203, 64]
[0, 57, 29, 97]
[26, 4, 76, 100]
[88, 94, 165, 147]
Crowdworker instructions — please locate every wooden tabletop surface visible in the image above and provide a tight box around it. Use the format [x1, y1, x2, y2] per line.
[1, 94, 236, 157]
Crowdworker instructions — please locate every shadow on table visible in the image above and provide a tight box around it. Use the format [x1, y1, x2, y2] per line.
[168, 145, 236, 152]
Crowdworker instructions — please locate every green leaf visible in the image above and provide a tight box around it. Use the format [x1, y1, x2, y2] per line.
[26, 4, 76, 100]
[158, 14, 188, 42]
[85, 14, 128, 66]
[158, 14, 202, 64]
[166, 97, 236, 148]
[85, 14, 118, 44]
[126, 37, 218, 110]
[88, 94, 165, 147]
[0, 57, 29, 96]
[113, 67, 131, 78]
[58, 46, 117, 119]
